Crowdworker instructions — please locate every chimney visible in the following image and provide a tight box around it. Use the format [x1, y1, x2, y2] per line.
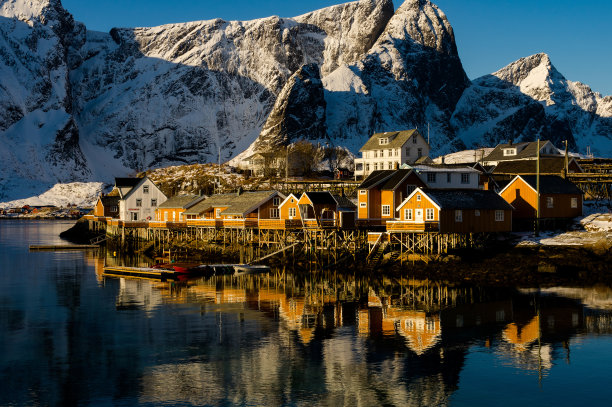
[508, 139, 513, 145]
[441, 155, 445, 164]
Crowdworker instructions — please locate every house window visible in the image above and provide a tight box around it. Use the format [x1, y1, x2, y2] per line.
[426, 208, 435, 221]
[405, 209, 413, 220]
[395, 149, 399, 157]
[503, 148, 516, 156]
[131, 212, 138, 221]
[417, 194, 421, 201]
[111, 206, 118, 212]
[365, 164, 370, 172]
[447, 173, 452, 183]
[273, 197, 280, 206]
[374, 150, 378, 158]
[388, 149, 392, 157]
[151, 199, 157, 207]
[413, 135, 417, 144]
[379, 138, 388, 145]
[455, 210, 463, 222]
[374, 163, 378, 171]
[461, 173, 470, 184]
[417, 148, 423, 158]
[289, 207, 297, 218]
[143, 185, 149, 194]
[405, 147, 411, 156]
[382, 205, 391, 216]
[546, 197, 554, 208]
[407, 185, 416, 195]
[360, 202, 367, 208]
[164, 212, 168, 221]
[270, 208, 280, 218]
[427, 173, 436, 183]
[388, 162, 393, 170]
[172, 212, 176, 221]
[571, 197, 578, 208]
[495, 210, 504, 222]
[216, 208, 221, 218]
[360, 190, 367, 195]
[475, 209, 480, 217]
[136, 199, 142, 207]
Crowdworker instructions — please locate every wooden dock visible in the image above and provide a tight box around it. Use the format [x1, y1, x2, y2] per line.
[103, 266, 178, 280]
[29, 244, 100, 251]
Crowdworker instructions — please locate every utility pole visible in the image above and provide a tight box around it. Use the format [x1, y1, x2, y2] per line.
[564, 139, 569, 178]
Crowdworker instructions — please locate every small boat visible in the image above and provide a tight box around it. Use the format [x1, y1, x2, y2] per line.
[233, 264, 270, 276]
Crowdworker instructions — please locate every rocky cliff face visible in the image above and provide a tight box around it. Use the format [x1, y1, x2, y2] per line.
[1, 0, 611, 202]
[451, 53, 612, 156]
[0, 0, 89, 199]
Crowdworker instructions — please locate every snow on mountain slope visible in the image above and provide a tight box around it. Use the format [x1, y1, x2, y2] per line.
[323, 0, 470, 154]
[0, 0, 92, 201]
[451, 53, 612, 156]
[69, 0, 394, 174]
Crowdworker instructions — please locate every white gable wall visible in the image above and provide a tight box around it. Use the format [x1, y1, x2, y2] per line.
[119, 178, 168, 221]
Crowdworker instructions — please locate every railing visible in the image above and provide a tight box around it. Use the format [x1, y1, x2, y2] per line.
[386, 221, 439, 232]
[222, 218, 259, 228]
[186, 219, 222, 228]
[149, 221, 187, 229]
[258, 219, 303, 229]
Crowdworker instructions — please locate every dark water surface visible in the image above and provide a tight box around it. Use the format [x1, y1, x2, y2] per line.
[1, 220, 612, 406]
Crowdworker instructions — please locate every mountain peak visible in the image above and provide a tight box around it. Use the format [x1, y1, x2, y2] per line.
[492, 53, 563, 88]
[0, 0, 63, 20]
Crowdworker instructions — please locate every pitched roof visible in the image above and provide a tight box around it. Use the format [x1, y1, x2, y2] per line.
[424, 189, 514, 211]
[332, 194, 357, 210]
[303, 191, 337, 205]
[380, 169, 419, 190]
[158, 194, 200, 209]
[414, 164, 481, 173]
[115, 177, 142, 188]
[100, 196, 120, 206]
[358, 170, 395, 189]
[483, 140, 559, 163]
[492, 157, 575, 175]
[220, 191, 282, 216]
[359, 130, 420, 152]
[517, 175, 583, 195]
[183, 193, 234, 215]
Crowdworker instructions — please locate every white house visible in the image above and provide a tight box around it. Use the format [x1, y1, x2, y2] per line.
[413, 164, 481, 189]
[354, 130, 430, 178]
[115, 177, 167, 221]
[481, 140, 561, 166]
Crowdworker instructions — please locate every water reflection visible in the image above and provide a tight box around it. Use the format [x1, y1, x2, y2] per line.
[2, 221, 612, 406]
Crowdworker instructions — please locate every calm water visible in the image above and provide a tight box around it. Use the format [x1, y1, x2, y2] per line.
[1, 220, 612, 406]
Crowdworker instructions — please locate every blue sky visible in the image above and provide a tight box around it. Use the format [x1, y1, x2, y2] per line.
[61, 0, 611, 95]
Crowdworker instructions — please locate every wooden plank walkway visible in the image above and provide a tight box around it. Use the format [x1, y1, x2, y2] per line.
[29, 244, 100, 251]
[103, 266, 178, 280]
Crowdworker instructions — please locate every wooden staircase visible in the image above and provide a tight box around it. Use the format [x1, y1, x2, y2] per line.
[366, 241, 388, 272]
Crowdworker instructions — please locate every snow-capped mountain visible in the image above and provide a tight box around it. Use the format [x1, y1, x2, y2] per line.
[0, 0, 610, 205]
[451, 53, 612, 156]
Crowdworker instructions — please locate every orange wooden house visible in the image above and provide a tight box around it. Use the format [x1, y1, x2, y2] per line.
[92, 195, 120, 218]
[357, 169, 426, 226]
[276, 192, 356, 229]
[155, 194, 202, 223]
[183, 190, 285, 228]
[389, 188, 514, 233]
[498, 175, 583, 220]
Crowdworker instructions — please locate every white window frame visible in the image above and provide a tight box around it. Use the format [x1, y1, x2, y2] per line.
[416, 194, 421, 202]
[426, 208, 435, 221]
[359, 190, 367, 195]
[136, 199, 142, 207]
[379, 138, 388, 145]
[360, 202, 367, 208]
[143, 185, 149, 194]
[273, 197, 280, 206]
[270, 208, 280, 218]
[289, 207, 297, 218]
[461, 173, 470, 184]
[495, 210, 504, 222]
[503, 148, 517, 156]
[455, 210, 463, 222]
[215, 208, 221, 218]
[571, 197, 578, 208]
[382, 205, 391, 216]
[405, 208, 413, 221]
[427, 173, 436, 183]
[546, 197, 554, 208]
[151, 199, 157, 207]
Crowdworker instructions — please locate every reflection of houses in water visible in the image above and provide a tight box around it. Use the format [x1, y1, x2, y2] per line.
[386, 309, 442, 355]
[115, 278, 165, 311]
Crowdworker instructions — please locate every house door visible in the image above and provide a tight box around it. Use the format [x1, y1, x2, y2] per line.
[415, 209, 423, 222]
[131, 212, 138, 221]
